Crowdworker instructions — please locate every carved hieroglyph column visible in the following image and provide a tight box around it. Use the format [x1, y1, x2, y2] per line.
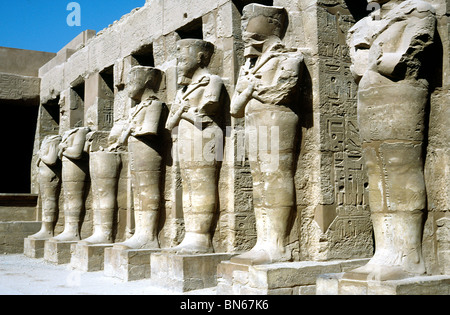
[423, 0, 450, 276]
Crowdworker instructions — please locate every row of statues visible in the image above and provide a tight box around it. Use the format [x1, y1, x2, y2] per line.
[30, 1, 439, 280]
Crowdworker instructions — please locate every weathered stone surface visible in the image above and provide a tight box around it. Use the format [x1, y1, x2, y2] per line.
[0, 222, 41, 254]
[5, 0, 444, 296]
[217, 258, 369, 295]
[24, 238, 46, 258]
[317, 273, 450, 295]
[43, 239, 77, 265]
[69, 243, 113, 272]
[0, 73, 40, 102]
[150, 252, 233, 292]
[104, 247, 158, 281]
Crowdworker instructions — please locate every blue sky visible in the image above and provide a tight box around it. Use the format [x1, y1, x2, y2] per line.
[0, 0, 145, 53]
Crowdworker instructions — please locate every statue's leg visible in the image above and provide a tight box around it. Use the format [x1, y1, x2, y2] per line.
[82, 152, 121, 245]
[346, 82, 428, 280]
[170, 165, 217, 254]
[29, 173, 60, 240]
[114, 139, 161, 249]
[232, 109, 297, 264]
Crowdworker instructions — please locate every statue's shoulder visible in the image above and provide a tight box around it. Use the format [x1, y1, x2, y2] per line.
[206, 73, 224, 87]
[409, 0, 436, 13]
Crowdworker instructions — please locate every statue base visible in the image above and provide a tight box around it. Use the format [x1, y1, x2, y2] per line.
[104, 247, 159, 281]
[217, 258, 369, 295]
[316, 272, 450, 295]
[150, 252, 233, 292]
[44, 239, 78, 265]
[24, 237, 46, 258]
[70, 243, 113, 272]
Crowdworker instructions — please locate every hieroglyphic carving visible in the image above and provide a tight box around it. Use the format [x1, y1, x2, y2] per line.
[0, 73, 40, 101]
[316, 3, 371, 252]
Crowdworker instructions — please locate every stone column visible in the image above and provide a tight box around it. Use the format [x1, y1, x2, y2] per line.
[423, 0, 450, 276]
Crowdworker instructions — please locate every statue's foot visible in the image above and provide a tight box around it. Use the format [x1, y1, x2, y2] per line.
[343, 263, 412, 281]
[51, 231, 80, 242]
[165, 233, 213, 255]
[166, 241, 214, 255]
[113, 235, 159, 250]
[231, 246, 290, 265]
[79, 232, 113, 245]
[28, 229, 53, 240]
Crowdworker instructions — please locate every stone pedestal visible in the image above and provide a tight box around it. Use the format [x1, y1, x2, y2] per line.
[150, 252, 233, 292]
[104, 247, 159, 281]
[44, 239, 77, 265]
[24, 238, 46, 258]
[316, 273, 450, 295]
[217, 259, 370, 295]
[70, 243, 113, 272]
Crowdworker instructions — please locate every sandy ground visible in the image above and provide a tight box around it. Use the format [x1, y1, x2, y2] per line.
[0, 254, 216, 295]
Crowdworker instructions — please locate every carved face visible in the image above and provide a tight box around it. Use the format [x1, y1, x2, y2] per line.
[127, 67, 158, 101]
[177, 43, 200, 82]
[243, 31, 267, 58]
[242, 15, 283, 58]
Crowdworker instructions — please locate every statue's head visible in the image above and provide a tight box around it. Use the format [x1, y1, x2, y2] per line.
[176, 39, 214, 84]
[42, 135, 62, 148]
[242, 4, 287, 57]
[127, 66, 162, 101]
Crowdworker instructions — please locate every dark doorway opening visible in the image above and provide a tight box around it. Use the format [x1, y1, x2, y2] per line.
[0, 102, 39, 193]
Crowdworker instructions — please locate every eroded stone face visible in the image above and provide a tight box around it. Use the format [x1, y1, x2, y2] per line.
[345, 0, 437, 280]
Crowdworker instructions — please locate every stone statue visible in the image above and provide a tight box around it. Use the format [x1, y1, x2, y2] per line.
[166, 39, 224, 254]
[52, 126, 90, 242]
[229, 4, 304, 265]
[110, 66, 164, 249]
[80, 131, 121, 245]
[345, 0, 436, 280]
[29, 135, 62, 240]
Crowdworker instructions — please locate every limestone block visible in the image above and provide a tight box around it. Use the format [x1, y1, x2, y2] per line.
[0, 73, 40, 102]
[150, 252, 233, 292]
[0, 47, 55, 77]
[24, 238, 46, 258]
[104, 247, 158, 281]
[217, 258, 369, 295]
[70, 243, 113, 272]
[89, 27, 121, 74]
[0, 194, 38, 222]
[120, 5, 161, 57]
[437, 217, 450, 275]
[64, 47, 89, 88]
[44, 239, 77, 265]
[317, 273, 450, 295]
[0, 222, 41, 254]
